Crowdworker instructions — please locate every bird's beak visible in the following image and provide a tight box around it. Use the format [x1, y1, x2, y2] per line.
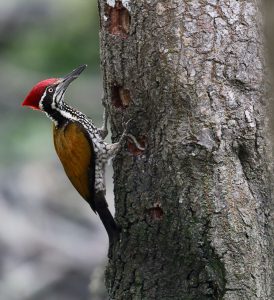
[56, 64, 87, 93]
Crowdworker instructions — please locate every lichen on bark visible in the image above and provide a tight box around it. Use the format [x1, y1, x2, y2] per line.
[98, 0, 272, 299]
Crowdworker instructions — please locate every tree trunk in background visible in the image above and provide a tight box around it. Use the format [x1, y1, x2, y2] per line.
[98, 0, 272, 299]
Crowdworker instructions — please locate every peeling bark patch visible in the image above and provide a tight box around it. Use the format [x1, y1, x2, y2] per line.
[148, 204, 164, 221]
[111, 85, 131, 108]
[127, 135, 146, 155]
[104, 1, 130, 37]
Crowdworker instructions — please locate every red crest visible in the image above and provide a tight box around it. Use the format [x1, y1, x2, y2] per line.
[22, 78, 58, 110]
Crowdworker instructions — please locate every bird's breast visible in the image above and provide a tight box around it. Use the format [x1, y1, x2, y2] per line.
[53, 121, 95, 202]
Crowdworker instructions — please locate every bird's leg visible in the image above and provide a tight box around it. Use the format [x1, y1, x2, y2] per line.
[98, 107, 109, 140]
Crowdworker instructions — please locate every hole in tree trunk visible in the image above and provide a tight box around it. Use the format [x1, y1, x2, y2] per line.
[104, 1, 131, 37]
[148, 204, 164, 221]
[111, 85, 131, 109]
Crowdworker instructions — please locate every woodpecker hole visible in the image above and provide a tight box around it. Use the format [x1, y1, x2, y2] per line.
[104, 1, 131, 37]
[148, 204, 164, 221]
[127, 135, 146, 156]
[111, 85, 131, 109]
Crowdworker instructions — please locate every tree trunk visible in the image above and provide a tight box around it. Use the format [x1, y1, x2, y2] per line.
[98, 0, 272, 299]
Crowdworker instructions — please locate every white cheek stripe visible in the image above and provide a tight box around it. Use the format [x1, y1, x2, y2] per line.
[59, 109, 78, 121]
[39, 90, 47, 110]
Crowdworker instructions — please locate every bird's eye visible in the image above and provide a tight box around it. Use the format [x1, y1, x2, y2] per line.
[48, 88, 54, 93]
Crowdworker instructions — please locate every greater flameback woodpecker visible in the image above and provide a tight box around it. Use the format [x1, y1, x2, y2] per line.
[22, 65, 133, 243]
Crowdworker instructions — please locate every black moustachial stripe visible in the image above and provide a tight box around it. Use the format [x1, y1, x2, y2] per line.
[42, 94, 66, 127]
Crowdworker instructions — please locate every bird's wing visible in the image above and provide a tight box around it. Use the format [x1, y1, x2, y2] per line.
[53, 121, 96, 211]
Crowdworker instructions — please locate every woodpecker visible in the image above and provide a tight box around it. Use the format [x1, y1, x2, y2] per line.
[22, 65, 134, 244]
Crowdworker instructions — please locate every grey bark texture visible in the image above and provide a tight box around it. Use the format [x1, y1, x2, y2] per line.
[264, 0, 274, 297]
[98, 0, 273, 299]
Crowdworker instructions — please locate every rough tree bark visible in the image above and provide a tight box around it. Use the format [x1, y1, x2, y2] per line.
[263, 0, 274, 297]
[98, 0, 273, 299]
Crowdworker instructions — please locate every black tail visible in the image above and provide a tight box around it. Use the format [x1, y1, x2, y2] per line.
[93, 191, 120, 245]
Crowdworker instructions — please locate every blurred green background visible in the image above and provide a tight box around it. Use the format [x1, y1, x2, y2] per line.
[0, 1, 109, 299]
[0, 0, 103, 165]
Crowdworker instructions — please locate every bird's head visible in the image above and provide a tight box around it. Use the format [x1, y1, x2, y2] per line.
[22, 64, 87, 111]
